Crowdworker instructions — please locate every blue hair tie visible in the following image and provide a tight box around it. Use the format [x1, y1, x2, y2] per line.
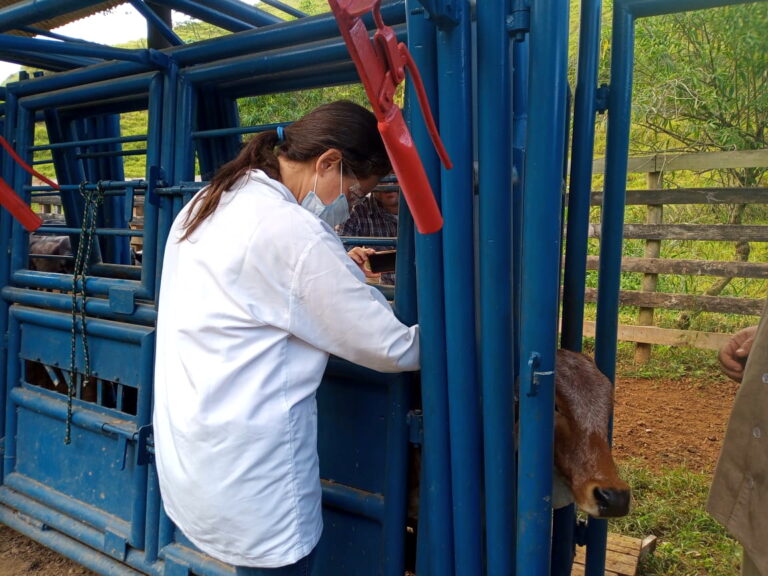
[276, 126, 285, 142]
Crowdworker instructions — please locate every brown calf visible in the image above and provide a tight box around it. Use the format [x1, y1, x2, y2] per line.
[553, 349, 630, 518]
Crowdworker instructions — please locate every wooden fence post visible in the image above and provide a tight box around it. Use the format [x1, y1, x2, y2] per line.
[635, 170, 663, 363]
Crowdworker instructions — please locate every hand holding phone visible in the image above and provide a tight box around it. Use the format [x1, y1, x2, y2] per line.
[365, 250, 397, 273]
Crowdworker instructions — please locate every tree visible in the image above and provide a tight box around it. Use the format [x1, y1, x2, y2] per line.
[629, 4, 768, 323]
[631, 4, 768, 184]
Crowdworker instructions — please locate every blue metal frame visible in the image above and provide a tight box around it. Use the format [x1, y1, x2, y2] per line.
[1, 0, 760, 575]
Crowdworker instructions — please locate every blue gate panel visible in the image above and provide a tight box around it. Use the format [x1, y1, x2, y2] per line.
[317, 368, 393, 492]
[317, 508, 382, 576]
[12, 404, 137, 520]
[3, 304, 154, 556]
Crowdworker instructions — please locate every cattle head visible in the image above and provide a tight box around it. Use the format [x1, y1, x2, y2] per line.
[553, 349, 630, 518]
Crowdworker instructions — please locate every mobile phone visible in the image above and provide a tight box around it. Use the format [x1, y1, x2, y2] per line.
[367, 250, 397, 273]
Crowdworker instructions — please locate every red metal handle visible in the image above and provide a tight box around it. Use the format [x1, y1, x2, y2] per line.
[379, 112, 443, 234]
[329, 0, 450, 234]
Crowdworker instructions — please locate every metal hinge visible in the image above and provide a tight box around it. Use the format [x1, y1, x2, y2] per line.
[416, 0, 459, 28]
[507, 1, 530, 41]
[137, 424, 154, 466]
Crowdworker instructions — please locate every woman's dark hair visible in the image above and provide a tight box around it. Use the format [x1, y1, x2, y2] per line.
[181, 100, 392, 239]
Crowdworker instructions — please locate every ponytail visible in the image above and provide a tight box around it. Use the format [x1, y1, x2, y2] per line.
[180, 100, 391, 240]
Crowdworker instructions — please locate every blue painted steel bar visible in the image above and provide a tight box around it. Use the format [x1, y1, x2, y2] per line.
[586, 5, 636, 575]
[320, 481, 385, 522]
[143, 71, 166, 302]
[130, 334, 155, 550]
[511, 33, 528, 378]
[259, 0, 307, 19]
[1, 287, 157, 325]
[4, 4, 405, 96]
[0, 504, 145, 576]
[406, 3, 453, 575]
[0, 85, 18, 481]
[158, 0, 261, 31]
[435, 4, 482, 575]
[381, 376, 410, 576]
[11, 270, 144, 298]
[143, 465, 161, 563]
[191, 122, 287, 138]
[26, 227, 140, 237]
[8, 104, 34, 275]
[11, 305, 153, 341]
[477, 1, 515, 574]
[166, 1, 405, 68]
[182, 36, 375, 85]
[3, 314, 21, 482]
[0, 0, 109, 31]
[191, 0, 283, 27]
[33, 136, 147, 151]
[0, 35, 166, 68]
[516, 1, 569, 574]
[0, 49, 99, 70]
[555, 1, 603, 573]
[561, 0, 602, 352]
[128, 0, 184, 47]
[19, 75, 154, 111]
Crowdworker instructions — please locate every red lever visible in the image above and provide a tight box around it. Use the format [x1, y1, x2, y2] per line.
[0, 135, 61, 232]
[328, 0, 451, 235]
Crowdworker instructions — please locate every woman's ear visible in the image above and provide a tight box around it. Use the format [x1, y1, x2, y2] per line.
[315, 148, 342, 174]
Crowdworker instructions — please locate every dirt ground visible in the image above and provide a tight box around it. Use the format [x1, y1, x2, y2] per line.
[0, 374, 739, 576]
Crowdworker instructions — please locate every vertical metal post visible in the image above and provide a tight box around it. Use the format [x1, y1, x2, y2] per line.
[435, 2, 482, 575]
[516, 2, 570, 575]
[406, 3, 453, 575]
[477, 0, 515, 574]
[555, 0, 603, 572]
[0, 89, 17, 480]
[588, 5, 635, 575]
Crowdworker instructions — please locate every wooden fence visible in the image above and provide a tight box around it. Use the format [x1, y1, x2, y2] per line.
[586, 149, 768, 360]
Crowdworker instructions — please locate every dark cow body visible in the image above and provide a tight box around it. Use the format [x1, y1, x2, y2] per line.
[28, 235, 73, 273]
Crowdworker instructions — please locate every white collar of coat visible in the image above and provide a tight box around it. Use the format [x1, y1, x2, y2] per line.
[246, 169, 297, 204]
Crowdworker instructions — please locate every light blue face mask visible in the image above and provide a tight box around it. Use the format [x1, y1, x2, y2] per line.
[300, 164, 350, 228]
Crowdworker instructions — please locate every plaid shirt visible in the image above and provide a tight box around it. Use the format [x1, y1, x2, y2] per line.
[340, 194, 398, 284]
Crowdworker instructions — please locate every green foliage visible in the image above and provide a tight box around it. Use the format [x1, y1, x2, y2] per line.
[608, 460, 741, 576]
[632, 5, 768, 159]
[238, 85, 370, 126]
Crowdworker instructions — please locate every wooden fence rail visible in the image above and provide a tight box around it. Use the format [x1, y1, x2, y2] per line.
[587, 149, 768, 360]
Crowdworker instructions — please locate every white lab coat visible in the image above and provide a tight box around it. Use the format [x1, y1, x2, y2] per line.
[153, 170, 420, 568]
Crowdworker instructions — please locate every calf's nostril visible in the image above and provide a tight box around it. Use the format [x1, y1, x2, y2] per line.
[593, 487, 631, 517]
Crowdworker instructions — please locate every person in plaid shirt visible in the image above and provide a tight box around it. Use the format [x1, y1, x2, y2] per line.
[340, 184, 399, 285]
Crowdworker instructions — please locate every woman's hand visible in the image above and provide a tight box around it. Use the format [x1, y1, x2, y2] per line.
[347, 246, 382, 279]
[718, 325, 758, 382]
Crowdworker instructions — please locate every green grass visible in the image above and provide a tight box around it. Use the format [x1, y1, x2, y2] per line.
[608, 460, 742, 576]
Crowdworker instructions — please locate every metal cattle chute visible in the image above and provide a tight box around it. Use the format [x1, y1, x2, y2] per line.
[0, 1, 757, 575]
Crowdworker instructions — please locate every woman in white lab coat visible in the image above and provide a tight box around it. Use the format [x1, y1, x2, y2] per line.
[153, 101, 420, 575]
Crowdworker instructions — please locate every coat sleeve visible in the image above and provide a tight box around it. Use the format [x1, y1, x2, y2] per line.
[287, 233, 419, 373]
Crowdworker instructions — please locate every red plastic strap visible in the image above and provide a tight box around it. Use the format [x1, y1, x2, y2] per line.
[329, 0, 451, 235]
[0, 135, 60, 190]
[0, 177, 42, 231]
[0, 135, 59, 232]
